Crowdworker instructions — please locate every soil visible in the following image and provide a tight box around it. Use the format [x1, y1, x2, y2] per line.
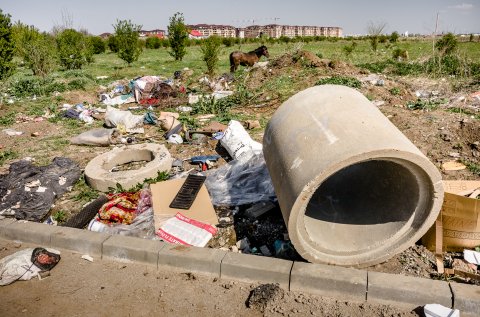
[1, 50, 480, 289]
[0, 239, 421, 317]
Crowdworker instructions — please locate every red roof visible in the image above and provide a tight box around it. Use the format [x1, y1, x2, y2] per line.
[190, 30, 202, 37]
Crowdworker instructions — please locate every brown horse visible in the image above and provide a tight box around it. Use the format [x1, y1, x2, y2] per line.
[229, 45, 269, 72]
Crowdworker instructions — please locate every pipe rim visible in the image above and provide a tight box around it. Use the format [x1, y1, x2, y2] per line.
[289, 150, 444, 267]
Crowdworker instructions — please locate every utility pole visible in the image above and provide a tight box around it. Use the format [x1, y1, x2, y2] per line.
[432, 12, 439, 55]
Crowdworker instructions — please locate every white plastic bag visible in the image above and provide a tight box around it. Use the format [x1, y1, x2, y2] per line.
[220, 120, 262, 161]
[104, 106, 144, 133]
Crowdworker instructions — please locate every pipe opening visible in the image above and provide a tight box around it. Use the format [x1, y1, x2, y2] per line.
[304, 160, 424, 253]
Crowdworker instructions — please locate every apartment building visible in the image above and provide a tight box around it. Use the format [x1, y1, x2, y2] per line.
[139, 29, 166, 38]
[187, 24, 237, 38]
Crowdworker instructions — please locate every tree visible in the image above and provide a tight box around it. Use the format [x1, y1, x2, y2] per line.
[107, 35, 119, 52]
[13, 23, 57, 77]
[389, 31, 399, 43]
[167, 12, 188, 61]
[145, 36, 161, 49]
[366, 21, 387, 52]
[56, 28, 89, 69]
[201, 35, 222, 78]
[0, 9, 15, 80]
[89, 36, 106, 54]
[113, 19, 142, 65]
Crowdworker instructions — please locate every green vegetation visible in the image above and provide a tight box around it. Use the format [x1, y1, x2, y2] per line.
[389, 87, 401, 95]
[0, 9, 15, 79]
[0, 150, 18, 166]
[108, 171, 170, 193]
[406, 98, 448, 110]
[52, 210, 67, 223]
[113, 19, 142, 65]
[201, 35, 222, 78]
[316, 76, 361, 88]
[73, 176, 99, 203]
[168, 12, 188, 61]
[56, 29, 91, 69]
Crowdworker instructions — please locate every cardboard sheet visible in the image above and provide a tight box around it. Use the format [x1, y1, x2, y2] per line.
[422, 180, 480, 251]
[150, 178, 218, 232]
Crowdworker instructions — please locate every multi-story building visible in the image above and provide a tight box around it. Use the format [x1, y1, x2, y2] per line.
[139, 29, 166, 38]
[187, 24, 237, 38]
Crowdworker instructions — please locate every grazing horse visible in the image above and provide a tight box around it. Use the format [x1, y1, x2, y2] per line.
[229, 45, 269, 72]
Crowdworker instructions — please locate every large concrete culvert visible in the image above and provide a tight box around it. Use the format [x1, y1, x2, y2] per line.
[263, 85, 444, 267]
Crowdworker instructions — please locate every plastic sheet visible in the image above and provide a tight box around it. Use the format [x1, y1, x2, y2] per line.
[70, 128, 121, 146]
[205, 153, 276, 206]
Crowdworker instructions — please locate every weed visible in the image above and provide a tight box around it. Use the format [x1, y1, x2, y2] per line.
[389, 87, 401, 95]
[407, 98, 447, 110]
[315, 76, 361, 89]
[0, 150, 18, 166]
[73, 176, 99, 202]
[108, 171, 169, 193]
[0, 112, 15, 126]
[464, 161, 480, 175]
[67, 78, 89, 90]
[52, 210, 67, 223]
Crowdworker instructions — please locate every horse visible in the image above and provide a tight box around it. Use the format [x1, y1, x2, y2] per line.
[229, 45, 269, 72]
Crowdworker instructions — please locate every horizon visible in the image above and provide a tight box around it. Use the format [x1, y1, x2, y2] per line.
[2, 0, 479, 36]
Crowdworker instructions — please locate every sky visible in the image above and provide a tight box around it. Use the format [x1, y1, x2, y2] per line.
[2, 0, 479, 36]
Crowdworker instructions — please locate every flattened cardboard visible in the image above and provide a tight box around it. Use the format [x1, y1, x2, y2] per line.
[422, 180, 480, 251]
[150, 178, 218, 231]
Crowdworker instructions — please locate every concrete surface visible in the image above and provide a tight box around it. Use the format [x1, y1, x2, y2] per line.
[367, 271, 452, 309]
[0, 218, 479, 316]
[221, 251, 293, 289]
[263, 85, 444, 267]
[84, 143, 173, 192]
[290, 261, 367, 301]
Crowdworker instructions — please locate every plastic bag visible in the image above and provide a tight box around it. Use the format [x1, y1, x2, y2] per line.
[205, 153, 276, 206]
[104, 106, 144, 133]
[220, 120, 262, 161]
[87, 188, 156, 239]
[70, 128, 121, 146]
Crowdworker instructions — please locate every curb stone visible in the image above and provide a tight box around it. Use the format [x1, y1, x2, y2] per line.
[102, 234, 166, 266]
[0, 218, 479, 316]
[220, 251, 292, 289]
[290, 261, 367, 301]
[367, 270, 452, 309]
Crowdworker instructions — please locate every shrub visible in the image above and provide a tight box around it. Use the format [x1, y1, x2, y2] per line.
[435, 33, 458, 56]
[113, 19, 142, 65]
[389, 31, 399, 43]
[168, 12, 188, 61]
[89, 36, 106, 54]
[145, 36, 161, 49]
[56, 29, 89, 69]
[14, 23, 57, 77]
[201, 35, 222, 78]
[315, 76, 361, 88]
[392, 48, 408, 61]
[107, 35, 119, 52]
[0, 9, 15, 80]
[222, 37, 234, 47]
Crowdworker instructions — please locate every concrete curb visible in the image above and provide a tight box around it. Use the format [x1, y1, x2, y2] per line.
[0, 218, 479, 315]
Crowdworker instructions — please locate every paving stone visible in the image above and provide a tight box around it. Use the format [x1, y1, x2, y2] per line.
[0, 220, 60, 245]
[221, 252, 292, 289]
[103, 234, 166, 266]
[50, 227, 110, 257]
[450, 282, 480, 316]
[367, 271, 452, 309]
[290, 261, 367, 301]
[158, 244, 226, 277]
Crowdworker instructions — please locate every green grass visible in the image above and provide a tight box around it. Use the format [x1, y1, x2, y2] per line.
[315, 76, 361, 88]
[72, 176, 100, 203]
[0, 150, 18, 166]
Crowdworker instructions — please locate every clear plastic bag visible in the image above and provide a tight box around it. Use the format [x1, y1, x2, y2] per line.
[205, 153, 276, 206]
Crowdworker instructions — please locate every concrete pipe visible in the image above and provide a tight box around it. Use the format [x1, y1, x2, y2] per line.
[263, 85, 444, 267]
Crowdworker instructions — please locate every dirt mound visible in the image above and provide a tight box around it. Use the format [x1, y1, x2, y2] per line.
[247, 283, 285, 312]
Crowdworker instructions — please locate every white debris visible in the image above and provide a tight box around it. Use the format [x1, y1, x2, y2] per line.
[424, 304, 459, 317]
[81, 255, 94, 262]
[463, 249, 480, 265]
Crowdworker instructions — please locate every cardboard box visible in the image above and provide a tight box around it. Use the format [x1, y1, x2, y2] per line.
[150, 178, 218, 232]
[422, 180, 480, 251]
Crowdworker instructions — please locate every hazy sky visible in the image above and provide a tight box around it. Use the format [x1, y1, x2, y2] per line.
[2, 0, 479, 35]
